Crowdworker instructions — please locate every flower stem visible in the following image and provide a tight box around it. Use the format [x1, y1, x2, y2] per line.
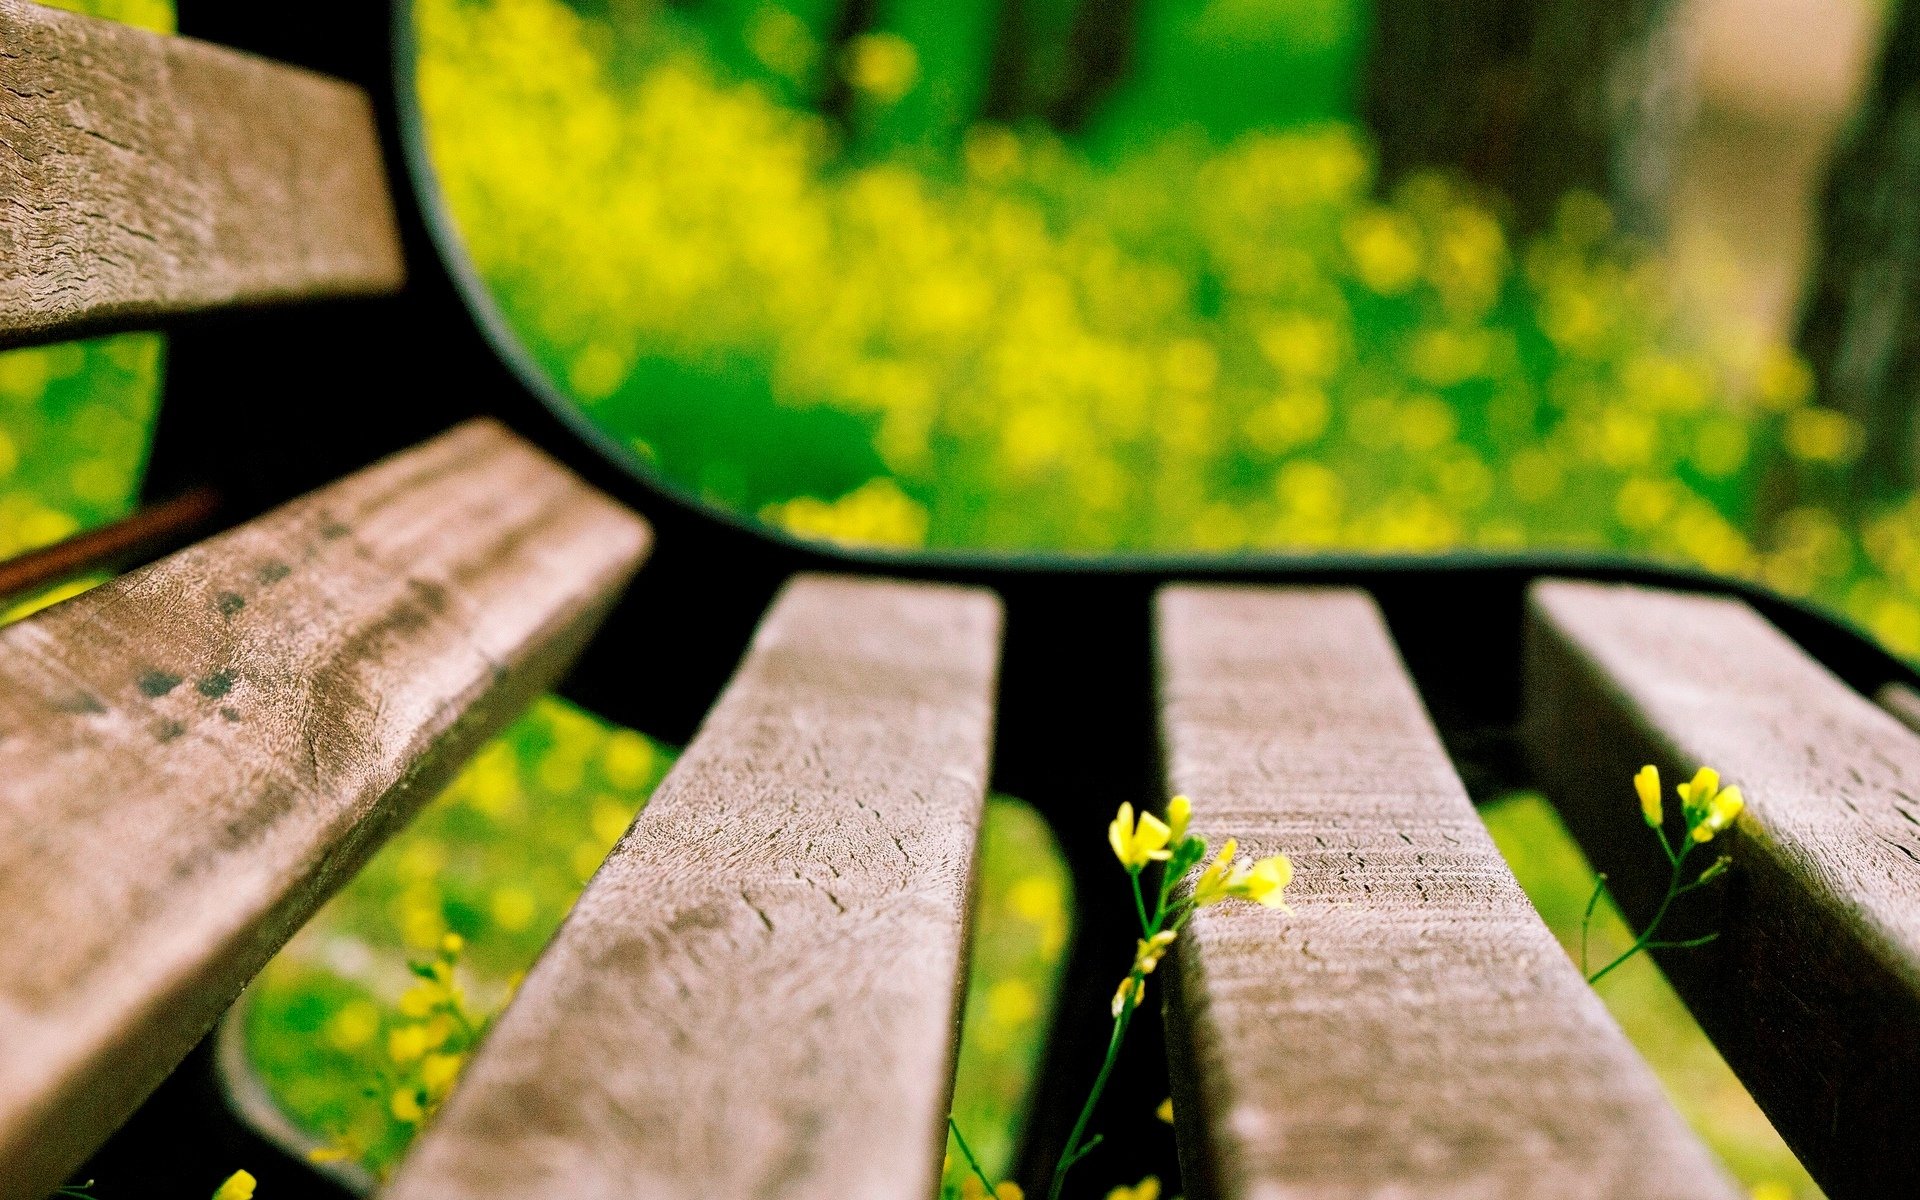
[1587, 839, 1696, 985]
[949, 1117, 1000, 1199]
[1047, 981, 1140, 1200]
[1579, 872, 1609, 978]
[1129, 870, 1150, 937]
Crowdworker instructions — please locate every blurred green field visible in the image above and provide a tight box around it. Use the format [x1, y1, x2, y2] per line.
[2, 1, 1866, 1197]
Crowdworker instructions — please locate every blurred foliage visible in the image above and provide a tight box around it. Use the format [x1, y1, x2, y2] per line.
[39, 0, 172, 32]
[409, 0, 1920, 688]
[0, 330, 160, 569]
[944, 799, 1073, 1191]
[246, 699, 672, 1179]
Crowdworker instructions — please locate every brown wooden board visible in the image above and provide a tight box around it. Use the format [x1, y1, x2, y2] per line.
[384, 575, 1002, 1200]
[0, 0, 403, 347]
[0, 420, 648, 1198]
[1157, 584, 1738, 1200]
[1523, 579, 1920, 1198]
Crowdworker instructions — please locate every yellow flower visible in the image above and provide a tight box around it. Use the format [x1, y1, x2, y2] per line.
[844, 33, 918, 104]
[1109, 802, 1173, 870]
[421, 1051, 466, 1096]
[1133, 929, 1178, 977]
[323, 1000, 379, 1051]
[210, 1171, 255, 1200]
[390, 1087, 426, 1123]
[1156, 1096, 1175, 1124]
[1676, 766, 1744, 841]
[959, 1180, 1024, 1200]
[1111, 973, 1146, 1018]
[1106, 1177, 1161, 1200]
[1192, 840, 1294, 910]
[1635, 764, 1662, 827]
[1190, 838, 1238, 906]
[398, 979, 449, 1018]
[1693, 786, 1745, 842]
[387, 1023, 433, 1064]
[1165, 795, 1193, 844]
[1240, 856, 1294, 909]
[1676, 766, 1718, 819]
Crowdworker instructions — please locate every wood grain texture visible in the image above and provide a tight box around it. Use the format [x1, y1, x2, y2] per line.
[0, 0, 403, 346]
[1156, 585, 1737, 1200]
[1523, 580, 1920, 1198]
[0, 419, 648, 1200]
[384, 575, 1002, 1200]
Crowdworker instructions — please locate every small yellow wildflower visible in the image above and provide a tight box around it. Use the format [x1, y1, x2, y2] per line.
[421, 1051, 465, 1096]
[844, 33, 918, 104]
[1133, 929, 1178, 976]
[387, 1023, 433, 1064]
[1635, 764, 1662, 827]
[1677, 767, 1745, 841]
[1165, 795, 1192, 843]
[1109, 802, 1173, 870]
[1191, 840, 1294, 909]
[1693, 786, 1745, 842]
[1676, 767, 1719, 820]
[397, 979, 448, 1018]
[1156, 1096, 1175, 1124]
[1106, 1177, 1161, 1200]
[390, 1087, 426, 1123]
[210, 1170, 255, 1200]
[1111, 973, 1146, 1018]
[959, 1179, 1024, 1200]
[323, 1000, 379, 1051]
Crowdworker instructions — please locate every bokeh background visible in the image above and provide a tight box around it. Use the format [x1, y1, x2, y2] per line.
[20, 0, 1917, 1196]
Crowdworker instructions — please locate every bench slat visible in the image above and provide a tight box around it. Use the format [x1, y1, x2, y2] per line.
[1523, 579, 1920, 1196]
[1157, 585, 1737, 1200]
[384, 575, 1002, 1200]
[0, 420, 648, 1199]
[0, 0, 403, 346]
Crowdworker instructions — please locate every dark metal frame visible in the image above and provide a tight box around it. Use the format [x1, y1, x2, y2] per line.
[92, 3, 1917, 1195]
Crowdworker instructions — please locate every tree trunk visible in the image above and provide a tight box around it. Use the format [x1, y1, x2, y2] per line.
[1365, 0, 1690, 237]
[1797, 4, 1920, 503]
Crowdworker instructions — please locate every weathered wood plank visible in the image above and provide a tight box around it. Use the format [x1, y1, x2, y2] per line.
[0, 0, 403, 346]
[1523, 579, 1920, 1198]
[384, 576, 1002, 1200]
[0, 419, 649, 1199]
[1157, 585, 1737, 1200]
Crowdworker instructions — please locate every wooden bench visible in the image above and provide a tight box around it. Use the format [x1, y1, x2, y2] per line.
[3, 4, 1918, 1199]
